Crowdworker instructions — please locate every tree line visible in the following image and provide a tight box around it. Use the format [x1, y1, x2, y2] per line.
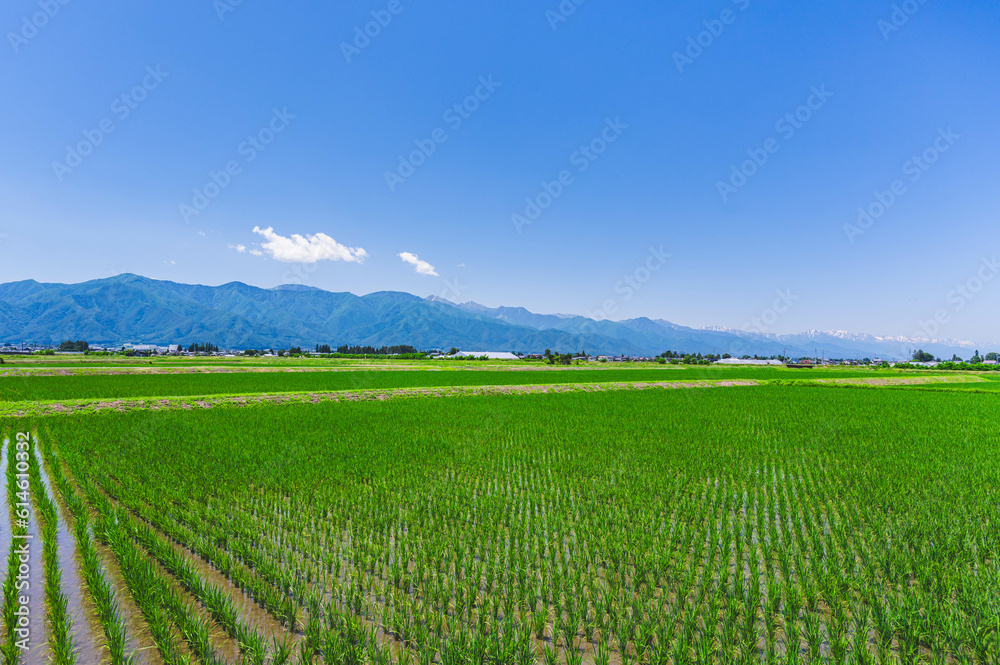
[913, 349, 999, 364]
[314, 344, 419, 355]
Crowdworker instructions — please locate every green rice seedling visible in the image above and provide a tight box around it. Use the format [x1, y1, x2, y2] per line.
[468, 630, 488, 664]
[560, 619, 577, 655]
[294, 640, 313, 665]
[271, 635, 294, 665]
[1, 546, 23, 665]
[850, 609, 873, 665]
[179, 614, 212, 662]
[439, 629, 467, 665]
[235, 623, 268, 665]
[564, 642, 584, 665]
[304, 613, 322, 654]
[614, 622, 632, 664]
[417, 644, 435, 665]
[531, 610, 547, 639]
[369, 639, 393, 665]
[514, 626, 535, 665]
[594, 639, 611, 665]
[803, 610, 823, 660]
[695, 633, 715, 664]
[828, 614, 849, 664]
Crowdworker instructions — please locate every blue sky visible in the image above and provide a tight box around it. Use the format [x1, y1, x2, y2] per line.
[2, 0, 998, 341]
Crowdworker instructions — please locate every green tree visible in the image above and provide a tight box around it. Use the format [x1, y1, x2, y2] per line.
[912, 350, 935, 363]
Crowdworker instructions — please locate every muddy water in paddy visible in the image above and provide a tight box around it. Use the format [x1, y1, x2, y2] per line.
[33, 443, 105, 665]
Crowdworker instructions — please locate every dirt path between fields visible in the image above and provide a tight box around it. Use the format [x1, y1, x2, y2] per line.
[3, 374, 984, 418]
[0, 365, 431, 377]
[811, 375, 986, 386]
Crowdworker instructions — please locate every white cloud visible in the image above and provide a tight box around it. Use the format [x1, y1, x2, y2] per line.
[163, 259, 176, 265]
[228, 243, 247, 253]
[249, 249, 263, 257]
[251, 226, 367, 264]
[398, 252, 438, 276]
[197, 230, 206, 236]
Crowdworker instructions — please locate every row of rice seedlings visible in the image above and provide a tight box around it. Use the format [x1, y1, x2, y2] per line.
[105, 478, 450, 655]
[39, 440, 133, 664]
[24, 435, 76, 664]
[84, 469, 302, 664]
[99, 471, 395, 663]
[118, 505, 275, 662]
[94, 473, 297, 630]
[77, 478, 219, 665]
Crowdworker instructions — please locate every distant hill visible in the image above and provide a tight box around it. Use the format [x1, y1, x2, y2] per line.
[0, 274, 989, 359]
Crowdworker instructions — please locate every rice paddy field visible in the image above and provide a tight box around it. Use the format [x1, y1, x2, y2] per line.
[0, 361, 970, 405]
[0, 360, 997, 664]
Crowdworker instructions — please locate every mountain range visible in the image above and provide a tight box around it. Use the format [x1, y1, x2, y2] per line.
[0, 274, 991, 360]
